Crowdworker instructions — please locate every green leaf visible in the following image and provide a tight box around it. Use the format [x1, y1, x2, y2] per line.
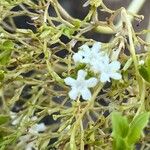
[39, 25, 58, 39]
[0, 115, 10, 125]
[39, 29, 52, 39]
[146, 55, 150, 70]
[72, 19, 81, 28]
[90, 0, 102, 7]
[113, 137, 128, 150]
[0, 40, 14, 65]
[111, 112, 129, 138]
[127, 112, 149, 145]
[139, 66, 150, 82]
[0, 50, 12, 65]
[0, 40, 14, 51]
[0, 70, 4, 82]
[139, 55, 150, 83]
[2, 40, 14, 49]
[62, 26, 75, 38]
[122, 57, 132, 71]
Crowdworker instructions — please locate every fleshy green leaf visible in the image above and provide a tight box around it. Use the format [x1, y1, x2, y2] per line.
[122, 57, 132, 71]
[139, 66, 150, 82]
[127, 112, 149, 145]
[39, 29, 52, 39]
[0, 50, 12, 65]
[39, 25, 58, 39]
[73, 19, 81, 28]
[0, 40, 14, 65]
[113, 137, 128, 150]
[62, 26, 75, 38]
[139, 55, 150, 83]
[111, 112, 129, 138]
[0, 70, 5, 82]
[146, 55, 150, 70]
[0, 115, 10, 125]
[0, 40, 14, 51]
[90, 0, 102, 7]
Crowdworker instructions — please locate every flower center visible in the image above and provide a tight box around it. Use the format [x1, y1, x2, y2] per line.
[76, 80, 86, 90]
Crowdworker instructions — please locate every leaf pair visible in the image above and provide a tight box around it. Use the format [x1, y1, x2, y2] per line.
[111, 112, 149, 150]
[139, 55, 150, 83]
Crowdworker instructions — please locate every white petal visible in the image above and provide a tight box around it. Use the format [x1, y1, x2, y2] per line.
[29, 127, 38, 135]
[97, 61, 106, 72]
[19, 135, 31, 142]
[73, 53, 83, 63]
[29, 123, 46, 135]
[100, 73, 110, 82]
[35, 123, 46, 132]
[102, 54, 110, 64]
[92, 42, 101, 53]
[80, 44, 90, 52]
[110, 72, 122, 80]
[81, 88, 92, 100]
[68, 88, 79, 100]
[64, 77, 75, 86]
[31, 116, 37, 121]
[26, 142, 35, 150]
[139, 60, 144, 65]
[91, 60, 102, 72]
[86, 78, 98, 87]
[10, 112, 17, 119]
[83, 0, 90, 7]
[111, 49, 120, 61]
[12, 118, 20, 125]
[77, 70, 87, 80]
[109, 61, 121, 71]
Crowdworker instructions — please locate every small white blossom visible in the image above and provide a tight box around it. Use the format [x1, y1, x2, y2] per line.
[97, 55, 122, 82]
[83, 0, 90, 7]
[29, 123, 46, 135]
[64, 70, 98, 100]
[26, 141, 37, 150]
[73, 42, 104, 65]
[0, 33, 4, 37]
[10, 111, 21, 125]
[18, 122, 46, 149]
[139, 60, 144, 65]
[18, 135, 37, 150]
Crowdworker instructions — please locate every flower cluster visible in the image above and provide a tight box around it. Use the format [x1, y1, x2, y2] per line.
[18, 122, 46, 150]
[10, 113, 46, 150]
[65, 42, 122, 100]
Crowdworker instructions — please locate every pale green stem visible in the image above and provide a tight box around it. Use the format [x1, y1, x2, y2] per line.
[80, 120, 84, 150]
[134, 79, 146, 119]
[122, 9, 146, 116]
[43, 40, 64, 84]
[43, 4, 64, 84]
[116, 0, 146, 27]
[70, 83, 103, 149]
[121, 9, 138, 76]
[146, 16, 150, 42]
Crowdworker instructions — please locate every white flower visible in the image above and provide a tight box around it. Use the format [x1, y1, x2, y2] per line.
[10, 111, 21, 125]
[139, 60, 144, 65]
[18, 135, 35, 150]
[26, 141, 37, 150]
[29, 123, 46, 135]
[19, 135, 38, 150]
[64, 70, 98, 100]
[73, 42, 104, 65]
[17, 122, 46, 149]
[97, 55, 122, 82]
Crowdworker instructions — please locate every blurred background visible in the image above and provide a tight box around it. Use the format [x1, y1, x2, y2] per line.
[11, 0, 150, 42]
